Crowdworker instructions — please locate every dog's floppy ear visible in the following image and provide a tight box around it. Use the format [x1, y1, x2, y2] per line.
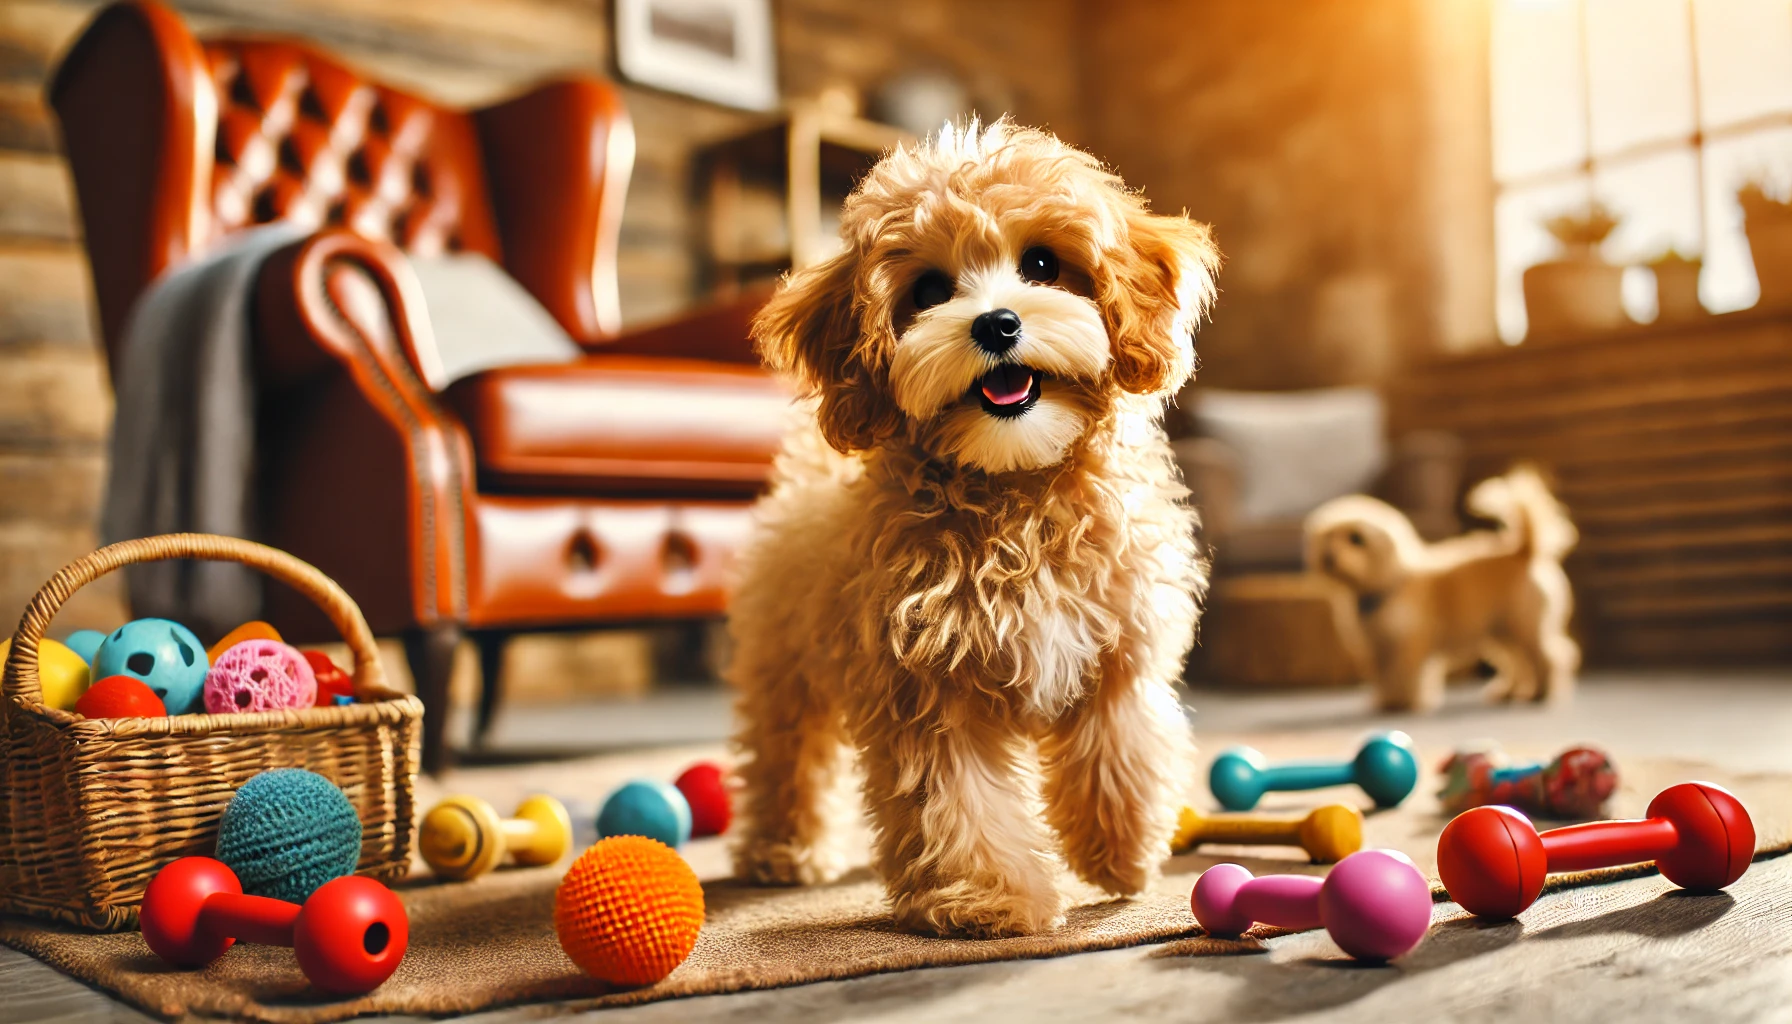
[752, 250, 903, 453]
[1099, 209, 1221, 395]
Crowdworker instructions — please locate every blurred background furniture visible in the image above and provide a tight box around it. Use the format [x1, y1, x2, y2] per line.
[1173, 387, 1463, 687]
[1174, 387, 1466, 574]
[50, 0, 790, 773]
[694, 94, 906, 297]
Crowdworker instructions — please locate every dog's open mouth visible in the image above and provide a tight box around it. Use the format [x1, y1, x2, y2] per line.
[974, 365, 1043, 418]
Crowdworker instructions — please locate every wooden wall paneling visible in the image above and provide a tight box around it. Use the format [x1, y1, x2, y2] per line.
[0, 152, 77, 241]
[1394, 312, 1792, 665]
[0, 243, 95, 348]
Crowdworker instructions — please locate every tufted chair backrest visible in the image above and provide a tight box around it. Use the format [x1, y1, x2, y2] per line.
[201, 41, 502, 260]
[53, 1, 631, 376]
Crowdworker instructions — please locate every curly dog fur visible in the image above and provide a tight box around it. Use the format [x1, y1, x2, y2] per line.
[727, 120, 1221, 937]
[1305, 466, 1580, 713]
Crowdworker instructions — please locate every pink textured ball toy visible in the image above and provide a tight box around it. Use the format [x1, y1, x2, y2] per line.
[204, 640, 317, 714]
[1192, 849, 1432, 962]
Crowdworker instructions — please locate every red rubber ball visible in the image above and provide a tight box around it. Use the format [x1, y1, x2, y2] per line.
[76, 675, 168, 718]
[1437, 805, 1547, 919]
[674, 762, 732, 838]
[1648, 782, 1755, 891]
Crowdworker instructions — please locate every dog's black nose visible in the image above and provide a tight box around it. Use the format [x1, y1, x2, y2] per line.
[970, 309, 1022, 354]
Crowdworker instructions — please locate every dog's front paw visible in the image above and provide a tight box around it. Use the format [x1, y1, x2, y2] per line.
[891, 881, 1065, 938]
[732, 837, 846, 887]
[1074, 856, 1156, 898]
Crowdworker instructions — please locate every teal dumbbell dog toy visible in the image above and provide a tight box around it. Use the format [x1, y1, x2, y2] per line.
[1209, 732, 1418, 811]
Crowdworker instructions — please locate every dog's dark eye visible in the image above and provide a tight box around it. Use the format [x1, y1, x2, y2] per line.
[1019, 246, 1059, 284]
[1346, 529, 1365, 547]
[912, 271, 954, 311]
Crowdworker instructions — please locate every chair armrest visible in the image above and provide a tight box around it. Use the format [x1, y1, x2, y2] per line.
[1172, 436, 1241, 545]
[254, 230, 477, 629]
[1383, 429, 1466, 540]
[595, 284, 775, 366]
[474, 78, 634, 346]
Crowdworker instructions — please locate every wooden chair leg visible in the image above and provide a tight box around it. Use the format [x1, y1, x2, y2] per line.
[404, 622, 461, 776]
[652, 619, 718, 685]
[471, 630, 508, 748]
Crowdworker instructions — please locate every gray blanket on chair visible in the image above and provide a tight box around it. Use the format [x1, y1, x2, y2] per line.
[102, 227, 578, 639]
[102, 224, 309, 639]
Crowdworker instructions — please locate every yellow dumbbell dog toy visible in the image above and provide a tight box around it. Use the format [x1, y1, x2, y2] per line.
[1171, 802, 1363, 863]
[419, 794, 573, 880]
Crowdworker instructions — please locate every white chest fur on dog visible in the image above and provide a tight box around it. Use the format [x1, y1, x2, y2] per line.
[726, 120, 1219, 939]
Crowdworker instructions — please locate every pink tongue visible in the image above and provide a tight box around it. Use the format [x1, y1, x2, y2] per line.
[980, 365, 1035, 406]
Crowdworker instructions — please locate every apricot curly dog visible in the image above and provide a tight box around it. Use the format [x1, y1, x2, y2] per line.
[1306, 466, 1579, 713]
[728, 120, 1221, 938]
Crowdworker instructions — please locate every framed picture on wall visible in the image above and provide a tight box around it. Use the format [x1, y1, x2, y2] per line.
[614, 0, 778, 112]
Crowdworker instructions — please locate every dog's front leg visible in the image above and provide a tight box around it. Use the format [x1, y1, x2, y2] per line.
[1040, 667, 1190, 896]
[731, 673, 852, 886]
[856, 698, 1064, 938]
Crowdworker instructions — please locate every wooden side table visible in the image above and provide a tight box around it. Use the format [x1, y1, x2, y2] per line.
[1192, 573, 1371, 688]
[693, 100, 909, 295]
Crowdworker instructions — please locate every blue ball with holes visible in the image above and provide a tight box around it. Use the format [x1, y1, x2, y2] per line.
[91, 618, 209, 714]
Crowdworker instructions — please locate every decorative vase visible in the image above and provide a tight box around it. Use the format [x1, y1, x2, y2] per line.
[1521, 253, 1628, 340]
[1745, 218, 1792, 310]
[1650, 256, 1704, 323]
[1739, 185, 1792, 309]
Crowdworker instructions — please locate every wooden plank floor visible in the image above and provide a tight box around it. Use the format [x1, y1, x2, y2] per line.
[5, 671, 1791, 1023]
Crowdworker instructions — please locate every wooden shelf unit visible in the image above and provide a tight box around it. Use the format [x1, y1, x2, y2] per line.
[693, 100, 909, 296]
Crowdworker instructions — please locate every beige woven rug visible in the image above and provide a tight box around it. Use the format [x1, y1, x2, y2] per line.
[5, 739, 1790, 1022]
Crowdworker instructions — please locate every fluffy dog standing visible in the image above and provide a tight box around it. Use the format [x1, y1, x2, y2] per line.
[1305, 466, 1579, 713]
[727, 121, 1220, 938]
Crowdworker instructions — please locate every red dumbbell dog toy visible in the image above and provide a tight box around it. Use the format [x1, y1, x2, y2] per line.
[1437, 781, 1755, 919]
[140, 857, 408, 994]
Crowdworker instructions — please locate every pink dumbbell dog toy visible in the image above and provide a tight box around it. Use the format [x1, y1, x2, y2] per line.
[1191, 849, 1433, 961]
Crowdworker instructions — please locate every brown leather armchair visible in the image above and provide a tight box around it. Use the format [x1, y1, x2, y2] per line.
[50, 2, 787, 773]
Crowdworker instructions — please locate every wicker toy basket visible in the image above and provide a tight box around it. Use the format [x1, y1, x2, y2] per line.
[0, 533, 422, 930]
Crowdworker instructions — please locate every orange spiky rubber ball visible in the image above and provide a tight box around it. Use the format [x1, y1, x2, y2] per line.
[554, 836, 704, 987]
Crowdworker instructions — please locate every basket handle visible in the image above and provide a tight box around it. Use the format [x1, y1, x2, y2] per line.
[3, 533, 388, 706]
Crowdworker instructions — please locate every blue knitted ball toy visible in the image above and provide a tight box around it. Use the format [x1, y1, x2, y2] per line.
[215, 769, 362, 904]
[92, 618, 208, 714]
[596, 779, 691, 848]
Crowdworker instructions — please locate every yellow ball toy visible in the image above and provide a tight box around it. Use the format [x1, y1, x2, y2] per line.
[0, 637, 92, 711]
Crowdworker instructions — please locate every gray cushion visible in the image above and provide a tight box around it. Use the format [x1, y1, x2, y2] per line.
[1191, 387, 1388, 524]
[409, 253, 581, 387]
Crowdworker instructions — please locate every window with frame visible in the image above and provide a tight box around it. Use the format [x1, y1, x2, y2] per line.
[1492, 0, 1792, 343]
